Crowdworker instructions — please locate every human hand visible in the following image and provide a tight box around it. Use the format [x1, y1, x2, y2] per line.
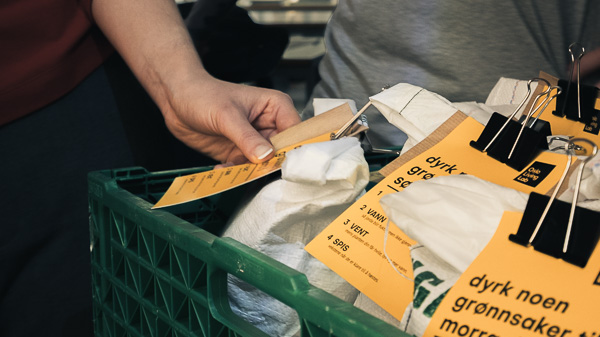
[161, 73, 301, 165]
[91, 0, 300, 165]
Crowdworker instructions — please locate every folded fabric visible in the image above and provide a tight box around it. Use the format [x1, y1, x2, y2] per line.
[578, 199, 600, 212]
[561, 154, 600, 208]
[399, 244, 462, 337]
[282, 137, 365, 186]
[312, 80, 533, 155]
[484, 77, 547, 120]
[353, 175, 529, 337]
[452, 101, 496, 125]
[353, 244, 460, 337]
[353, 292, 402, 329]
[370, 83, 458, 145]
[223, 137, 369, 337]
[485, 77, 538, 107]
[379, 174, 529, 273]
[543, 141, 600, 212]
[369, 83, 498, 155]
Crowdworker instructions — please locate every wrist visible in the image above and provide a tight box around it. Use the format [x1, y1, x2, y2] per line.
[146, 47, 213, 119]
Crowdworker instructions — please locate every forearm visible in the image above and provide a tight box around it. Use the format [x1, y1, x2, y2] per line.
[90, 0, 300, 164]
[91, 0, 209, 113]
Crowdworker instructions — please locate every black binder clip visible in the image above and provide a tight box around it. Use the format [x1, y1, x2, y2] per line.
[470, 78, 560, 171]
[552, 42, 600, 123]
[509, 138, 600, 268]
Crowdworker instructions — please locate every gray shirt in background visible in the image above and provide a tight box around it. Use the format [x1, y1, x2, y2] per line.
[302, 1, 600, 148]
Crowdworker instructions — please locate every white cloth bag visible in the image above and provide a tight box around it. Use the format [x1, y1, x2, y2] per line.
[223, 137, 369, 337]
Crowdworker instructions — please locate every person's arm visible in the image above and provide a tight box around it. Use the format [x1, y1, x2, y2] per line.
[91, 0, 301, 164]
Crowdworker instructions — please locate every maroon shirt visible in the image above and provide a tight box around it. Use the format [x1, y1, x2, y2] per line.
[0, 0, 113, 126]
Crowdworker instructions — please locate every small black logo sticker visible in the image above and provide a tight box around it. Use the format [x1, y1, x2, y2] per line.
[583, 113, 600, 135]
[594, 270, 600, 286]
[514, 162, 555, 187]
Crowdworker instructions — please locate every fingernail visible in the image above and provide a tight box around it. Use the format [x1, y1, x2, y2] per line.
[256, 145, 274, 160]
[215, 162, 234, 169]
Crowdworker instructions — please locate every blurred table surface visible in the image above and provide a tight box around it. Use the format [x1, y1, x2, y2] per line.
[237, 0, 337, 61]
[237, 0, 336, 27]
[176, 0, 336, 61]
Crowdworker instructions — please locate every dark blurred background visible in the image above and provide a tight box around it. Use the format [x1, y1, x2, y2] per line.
[108, 0, 335, 171]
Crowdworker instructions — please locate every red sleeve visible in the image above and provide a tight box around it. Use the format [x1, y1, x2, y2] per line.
[0, 0, 114, 125]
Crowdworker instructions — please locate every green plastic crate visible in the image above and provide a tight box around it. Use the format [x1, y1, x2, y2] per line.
[88, 162, 410, 337]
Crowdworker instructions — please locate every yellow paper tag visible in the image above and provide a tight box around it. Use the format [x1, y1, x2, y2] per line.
[305, 115, 574, 321]
[152, 132, 332, 209]
[425, 211, 600, 337]
[535, 95, 600, 144]
[153, 103, 358, 209]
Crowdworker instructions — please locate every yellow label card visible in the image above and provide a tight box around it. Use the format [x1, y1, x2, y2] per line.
[153, 132, 332, 209]
[425, 211, 600, 337]
[153, 103, 357, 209]
[305, 114, 574, 321]
[535, 96, 600, 145]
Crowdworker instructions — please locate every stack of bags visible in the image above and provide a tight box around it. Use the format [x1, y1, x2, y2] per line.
[222, 78, 599, 336]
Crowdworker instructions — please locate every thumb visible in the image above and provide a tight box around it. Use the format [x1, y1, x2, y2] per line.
[226, 119, 274, 163]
